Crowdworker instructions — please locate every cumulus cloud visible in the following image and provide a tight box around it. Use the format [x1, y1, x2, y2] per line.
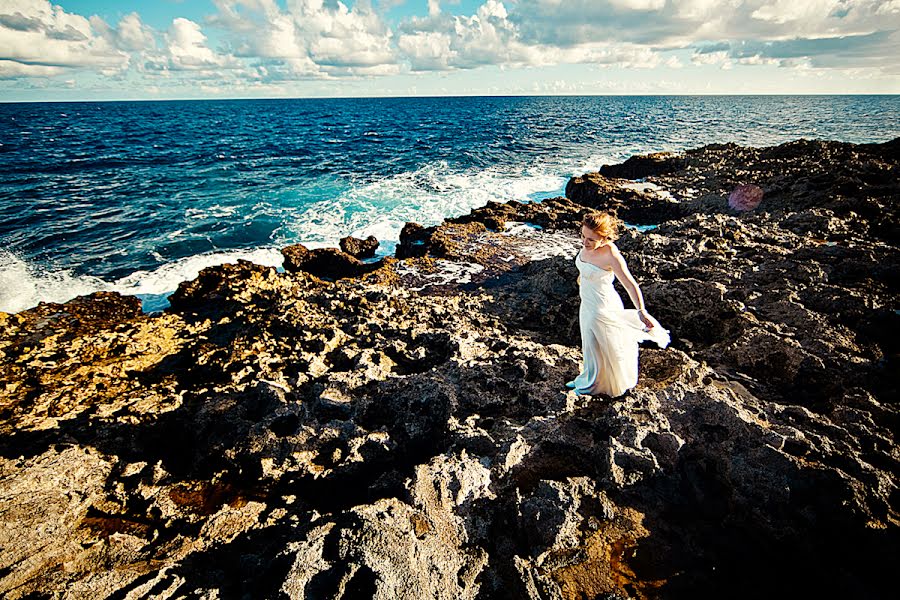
[396, 1, 548, 71]
[397, 31, 455, 70]
[514, 0, 900, 50]
[508, 0, 900, 75]
[0, 58, 64, 78]
[691, 49, 728, 64]
[304, 2, 396, 69]
[394, 0, 685, 71]
[112, 13, 156, 52]
[204, 0, 397, 78]
[0, 1, 165, 79]
[609, 0, 667, 10]
[876, 0, 900, 14]
[1, 0, 897, 89]
[0, 0, 129, 72]
[691, 29, 899, 71]
[165, 17, 233, 70]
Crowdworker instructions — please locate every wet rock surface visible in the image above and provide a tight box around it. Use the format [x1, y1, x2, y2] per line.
[1, 138, 897, 599]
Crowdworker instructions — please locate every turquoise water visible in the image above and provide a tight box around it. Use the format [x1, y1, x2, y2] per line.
[1, 95, 897, 312]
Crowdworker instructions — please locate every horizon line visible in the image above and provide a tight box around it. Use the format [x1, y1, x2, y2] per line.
[2, 92, 899, 104]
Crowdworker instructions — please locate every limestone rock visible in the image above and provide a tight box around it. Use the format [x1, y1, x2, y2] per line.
[340, 235, 379, 259]
[1, 137, 897, 599]
[281, 243, 383, 280]
[599, 151, 685, 179]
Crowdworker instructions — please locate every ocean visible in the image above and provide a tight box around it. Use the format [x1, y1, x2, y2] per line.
[1, 95, 898, 313]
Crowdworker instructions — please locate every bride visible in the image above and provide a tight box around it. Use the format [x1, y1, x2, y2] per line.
[567, 211, 670, 397]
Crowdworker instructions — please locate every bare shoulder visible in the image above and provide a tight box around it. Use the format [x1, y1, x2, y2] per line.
[608, 242, 626, 260]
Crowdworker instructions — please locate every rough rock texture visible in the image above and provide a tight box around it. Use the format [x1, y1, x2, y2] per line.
[599, 152, 685, 180]
[281, 244, 383, 280]
[340, 235, 380, 259]
[564, 174, 686, 225]
[1, 138, 898, 599]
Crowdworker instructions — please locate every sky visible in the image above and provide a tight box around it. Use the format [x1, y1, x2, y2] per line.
[0, 0, 898, 101]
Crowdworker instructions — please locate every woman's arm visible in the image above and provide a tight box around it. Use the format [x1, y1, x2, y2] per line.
[608, 245, 654, 327]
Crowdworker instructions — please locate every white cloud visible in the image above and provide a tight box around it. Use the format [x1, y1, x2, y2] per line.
[609, 0, 666, 10]
[478, 0, 509, 19]
[207, 0, 397, 77]
[114, 13, 155, 52]
[395, 1, 679, 71]
[1, 0, 897, 91]
[514, 0, 900, 76]
[165, 18, 232, 70]
[515, 0, 900, 46]
[396, 2, 540, 70]
[0, 58, 64, 78]
[304, 3, 396, 68]
[0, 0, 129, 73]
[664, 55, 684, 68]
[876, 0, 900, 14]
[671, 0, 731, 19]
[737, 54, 780, 65]
[397, 30, 454, 70]
[750, 0, 839, 25]
[691, 49, 730, 65]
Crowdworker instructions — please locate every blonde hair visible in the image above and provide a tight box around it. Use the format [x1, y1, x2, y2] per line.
[581, 211, 621, 241]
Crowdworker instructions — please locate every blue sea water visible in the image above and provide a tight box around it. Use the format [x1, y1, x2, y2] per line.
[1, 95, 898, 313]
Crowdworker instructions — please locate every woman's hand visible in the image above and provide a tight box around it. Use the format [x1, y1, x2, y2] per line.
[638, 310, 654, 329]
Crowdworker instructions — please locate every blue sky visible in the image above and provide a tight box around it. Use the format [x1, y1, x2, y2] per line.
[1, 0, 898, 101]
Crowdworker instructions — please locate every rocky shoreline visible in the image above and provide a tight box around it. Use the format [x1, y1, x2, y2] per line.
[1, 138, 897, 599]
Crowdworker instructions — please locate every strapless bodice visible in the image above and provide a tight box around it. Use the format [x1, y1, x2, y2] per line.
[575, 251, 622, 309]
[576, 252, 615, 282]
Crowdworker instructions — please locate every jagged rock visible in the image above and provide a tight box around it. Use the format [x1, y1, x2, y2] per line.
[281, 244, 383, 280]
[0, 291, 140, 347]
[599, 152, 685, 179]
[565, 172, 687, 224]
[281, 242, 312, 271]
[396, 222, 434, 258]
[1, 137, 897, 599]
[340, 235, 379, 259]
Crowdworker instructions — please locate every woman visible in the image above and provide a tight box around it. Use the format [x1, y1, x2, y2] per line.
[567, 211, 670, 397]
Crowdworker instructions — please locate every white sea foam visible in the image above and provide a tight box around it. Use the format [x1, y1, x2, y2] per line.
[3, 156, 638, 314]
[280, 161, 567, 253]
[501, 221, 581, 261]
[0, 252, 109, 314]
[574, 152, 629, 174]
[394, 259, 485, 292]
[185, 205, 238, 219]
[0, 248, 284, 315]
[112, 248, 284, 297]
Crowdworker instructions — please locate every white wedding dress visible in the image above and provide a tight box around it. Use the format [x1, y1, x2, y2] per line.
[568, 250, 670, 397]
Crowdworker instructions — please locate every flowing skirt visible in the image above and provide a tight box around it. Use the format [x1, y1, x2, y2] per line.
[569, 301, 670, 397]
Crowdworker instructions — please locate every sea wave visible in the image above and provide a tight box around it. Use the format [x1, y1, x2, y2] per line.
[1, 159, 578, 314]
[280, 160, 568, 250]
[5, 94, 897, 315]
[0, 248, 284, 314]
[0, 251, 109, 314]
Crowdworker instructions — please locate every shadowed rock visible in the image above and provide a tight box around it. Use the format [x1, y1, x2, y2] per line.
[599, 151, 685, 179]
[281, 243, 383, 280]
[396, 222, 435, 259]
[565, 172, 687, 224]
[340, 235, 379, 259]
[1, 137, 897, 600]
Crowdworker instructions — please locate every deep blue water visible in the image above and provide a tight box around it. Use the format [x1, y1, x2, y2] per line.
[1, 95, 898, 312]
